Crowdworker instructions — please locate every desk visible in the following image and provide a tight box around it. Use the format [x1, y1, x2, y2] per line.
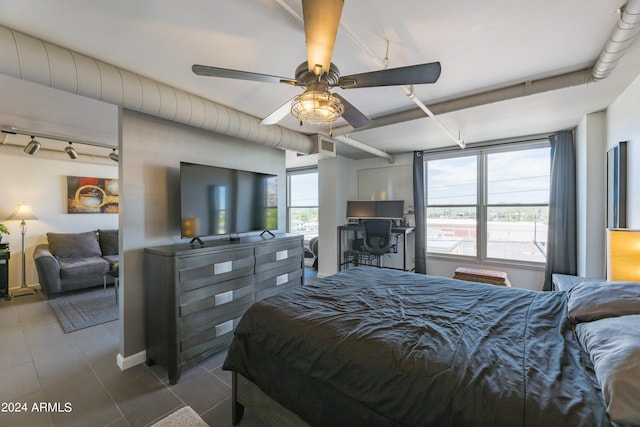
[338, 224, 415, 271]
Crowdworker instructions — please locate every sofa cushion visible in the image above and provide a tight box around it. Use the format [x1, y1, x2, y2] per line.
[98, 229, 118, 256]
[59, 256, 110, 279]
[47, 231, 101, 260]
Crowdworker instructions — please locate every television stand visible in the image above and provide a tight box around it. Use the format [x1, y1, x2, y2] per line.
[189, 237, 204, 246]
[260, 230, 275, 238]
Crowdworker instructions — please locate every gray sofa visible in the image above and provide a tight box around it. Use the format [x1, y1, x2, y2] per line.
[33, 229, 119, 299]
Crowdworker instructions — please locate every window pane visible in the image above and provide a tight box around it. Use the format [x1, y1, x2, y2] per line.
[289, 207, 318, 238]
[427, 207, 476, 256]
[427, 156, 477, 205]
[487, 206, 548, 262]
[289, 173, 318, 206]
[487, 148, 550, 204]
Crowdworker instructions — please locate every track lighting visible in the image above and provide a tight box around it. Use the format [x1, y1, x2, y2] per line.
[109, 148, 119, 162]
[23, 136, 41, 155]
[64, 142, 78, 159]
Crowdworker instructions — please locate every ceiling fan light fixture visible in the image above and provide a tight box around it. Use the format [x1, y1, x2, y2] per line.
[291, 89, 344, 124]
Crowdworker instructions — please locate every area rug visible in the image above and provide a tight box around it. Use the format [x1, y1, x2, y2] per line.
[151, 406, 208, 427]
[48, 287, 118, 333]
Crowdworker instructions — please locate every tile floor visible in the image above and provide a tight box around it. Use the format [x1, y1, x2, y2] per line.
[0, 289, 267, 427]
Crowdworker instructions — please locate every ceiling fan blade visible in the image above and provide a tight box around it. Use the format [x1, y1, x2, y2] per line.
[334, 94, 371, 129]
[337, 62, 442, 89]
[259, 98, 295, 125]
[192, 64, 295, 85]
[302, 0, 344, 74]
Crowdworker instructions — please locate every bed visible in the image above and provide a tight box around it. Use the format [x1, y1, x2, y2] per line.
[223, 267, 640, 426]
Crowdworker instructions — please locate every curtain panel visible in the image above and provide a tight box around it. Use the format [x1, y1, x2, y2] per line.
[543, 131, 577, 290]
[413, 151, 427, 274]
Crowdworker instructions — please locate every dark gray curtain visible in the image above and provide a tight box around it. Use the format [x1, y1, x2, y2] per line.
[413, 151, 427, 274]
[543, 131, 577, 290]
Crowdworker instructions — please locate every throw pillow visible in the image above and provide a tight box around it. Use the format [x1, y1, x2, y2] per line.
[47, 231, 101, 259]
[98, 229, 119, 256]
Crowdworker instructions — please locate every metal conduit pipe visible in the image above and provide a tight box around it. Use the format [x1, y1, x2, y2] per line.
[0, 25, 315, 154]
[333, 0, 640, 137]
[592, 0, 640, 81]
[334, 135, 394, 163]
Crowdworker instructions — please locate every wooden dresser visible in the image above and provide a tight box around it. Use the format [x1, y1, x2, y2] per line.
[144, 234, 303, 384]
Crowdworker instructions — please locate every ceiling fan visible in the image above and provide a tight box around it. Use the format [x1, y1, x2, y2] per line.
[192, 0, 441, 130]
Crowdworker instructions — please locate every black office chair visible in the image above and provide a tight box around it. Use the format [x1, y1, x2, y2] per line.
[362, 219, 393, 267]
[309, 236, 319, 270]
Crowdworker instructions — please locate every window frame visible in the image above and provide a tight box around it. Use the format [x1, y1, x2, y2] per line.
[424, 140, 550, 268]
[286, 168, 319, 236]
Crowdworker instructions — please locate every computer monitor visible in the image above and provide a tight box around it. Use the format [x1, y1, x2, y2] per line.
[346, 200, 404, 221]
[347, 200, 376, 219]
[375, 200, 404, 220]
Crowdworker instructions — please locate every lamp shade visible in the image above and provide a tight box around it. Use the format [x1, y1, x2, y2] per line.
[606, 228, 640, 281]
[8, 203, 37, 221]
[181, 218, 199, 238]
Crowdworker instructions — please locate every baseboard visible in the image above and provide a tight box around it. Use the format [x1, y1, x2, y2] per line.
[117, 350, 146, 371]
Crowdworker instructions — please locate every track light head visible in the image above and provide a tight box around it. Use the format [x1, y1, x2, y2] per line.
[109, 148, 119, 162]
[65, 142, 78, 159]
[24, 136, 41, 155]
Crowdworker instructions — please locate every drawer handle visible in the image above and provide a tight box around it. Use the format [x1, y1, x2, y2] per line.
[215, 290, 234, 306]
[276, 250, 288, 261]
[214, 260, 233, 275]
[276, 273, 289, 286]
[215, 320, 234, 336]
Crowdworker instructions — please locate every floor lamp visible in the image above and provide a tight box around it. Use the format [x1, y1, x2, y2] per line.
[9, 202, 38, 297]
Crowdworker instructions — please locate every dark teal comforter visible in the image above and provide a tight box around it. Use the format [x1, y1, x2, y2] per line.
[224, 267, 610, 426]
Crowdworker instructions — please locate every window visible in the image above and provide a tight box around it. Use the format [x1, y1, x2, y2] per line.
[425, 142, 550, 264]
[287, 170, 318, 241]
[427, 155, 478, 256]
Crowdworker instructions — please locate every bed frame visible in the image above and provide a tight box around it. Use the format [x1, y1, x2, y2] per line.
[232, 372, 309, 426]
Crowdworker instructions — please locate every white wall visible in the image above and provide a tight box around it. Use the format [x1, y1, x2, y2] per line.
[317, 155, 357, 277]
[0, 148, 117, 290]
[119, 109, 287, 360]
[607, 73, 640, 229]
[575, 112, 606, 278]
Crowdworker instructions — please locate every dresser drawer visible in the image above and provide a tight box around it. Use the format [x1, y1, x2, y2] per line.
[177, 248, 255, 292]
[255, 241, 303, 273]
[180, 316, 243, 362]
[180, 275, 255, 316]
[255, 259, 303, 300]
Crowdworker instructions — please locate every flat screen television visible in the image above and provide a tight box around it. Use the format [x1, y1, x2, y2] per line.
[180, 162, 278, 241]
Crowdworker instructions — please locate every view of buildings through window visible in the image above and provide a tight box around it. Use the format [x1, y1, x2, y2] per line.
[426, 144, 550, 263]
[287, 171, 319, 241]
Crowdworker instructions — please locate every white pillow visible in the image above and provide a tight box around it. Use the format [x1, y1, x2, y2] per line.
[567, 281, 640, 323]
[576, 314, 640, 424]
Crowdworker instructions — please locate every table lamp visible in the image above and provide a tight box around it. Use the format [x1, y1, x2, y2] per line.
[8, 202, 38, 297]
[606, 228, 640, 282]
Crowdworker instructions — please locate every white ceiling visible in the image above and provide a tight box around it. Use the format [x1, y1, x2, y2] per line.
[1, 0, 639, 159]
